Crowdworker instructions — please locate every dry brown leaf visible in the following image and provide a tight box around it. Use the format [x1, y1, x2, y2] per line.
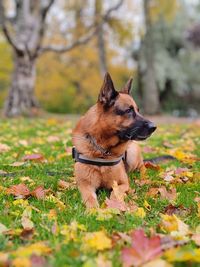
[158, 186, 177, 201]
[0, 143, 10, 153]
[22, 153, 46, 163]
[31, 186, 46, 199]
[105, 198, 127, 212]
[7, 184, 30, 198]
[58, 179, 71, 190]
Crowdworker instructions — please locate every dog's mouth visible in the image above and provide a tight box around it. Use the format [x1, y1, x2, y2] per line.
[118, 121, 157, 141]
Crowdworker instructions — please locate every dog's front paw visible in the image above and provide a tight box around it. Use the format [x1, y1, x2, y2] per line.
[85, 195, 99, 209]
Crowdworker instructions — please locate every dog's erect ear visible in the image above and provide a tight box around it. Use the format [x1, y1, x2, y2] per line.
[98, 72, 118, 107]
[120, 78, 133, 95]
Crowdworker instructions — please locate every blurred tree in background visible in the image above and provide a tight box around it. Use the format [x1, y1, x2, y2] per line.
[0, 0, 200, 116]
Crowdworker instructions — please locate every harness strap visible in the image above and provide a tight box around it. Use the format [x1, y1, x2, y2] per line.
[72, 147, 124, 166]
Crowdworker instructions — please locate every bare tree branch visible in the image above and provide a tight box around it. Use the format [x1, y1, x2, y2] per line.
[39, 0, 124, 55]
[0, 0, 23, 54]
[39, 26, 97, 54]
[41, 0, 55, 20]
[103, 0, 123, 21]
[31, 0, 55, 58]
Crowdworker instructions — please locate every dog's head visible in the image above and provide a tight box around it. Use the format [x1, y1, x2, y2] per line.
[97, 73, 156, 141]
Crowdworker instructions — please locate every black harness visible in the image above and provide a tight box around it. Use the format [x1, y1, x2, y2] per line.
[72, 146, 126, 166]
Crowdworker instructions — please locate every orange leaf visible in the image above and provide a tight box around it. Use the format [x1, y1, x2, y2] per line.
[121, 229, 162, 267]
[7, 184, 30, 198]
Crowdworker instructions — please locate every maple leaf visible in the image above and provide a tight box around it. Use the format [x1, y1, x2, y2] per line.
[121, 229, 162, 267]
[158, 186, 177, 202]
[7, 184, 30, 198]
[31, 186, 46, 199]
[105, 197, 127, 212]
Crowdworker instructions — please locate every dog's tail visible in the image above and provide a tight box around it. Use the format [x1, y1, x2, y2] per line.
[144, 155, 176, 164]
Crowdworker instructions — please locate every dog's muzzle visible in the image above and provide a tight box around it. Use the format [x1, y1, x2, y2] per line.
[118, 120, 157, 141]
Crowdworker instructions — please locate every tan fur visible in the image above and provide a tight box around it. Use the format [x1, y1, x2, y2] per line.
[72, 92, 145, 208]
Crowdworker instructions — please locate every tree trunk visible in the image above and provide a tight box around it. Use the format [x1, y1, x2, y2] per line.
[95, 0, 107, 77]
[141, 0, 160, 114]
[4, 53, 38, 117]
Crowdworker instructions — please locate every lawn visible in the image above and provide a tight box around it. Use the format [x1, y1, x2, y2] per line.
[0, 117, 199, 267]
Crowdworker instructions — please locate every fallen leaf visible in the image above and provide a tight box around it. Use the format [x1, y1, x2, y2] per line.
[7, 184, 30, 198]
[164, 247, 200, 263]
[0, 252, 9, 267]
[158, 186, 177, 202]
[142, 258, 173, 267]
[31, 186, 46, 199]
[12, 242, 51, 257]
[20, 228, 34, 241]
[58, 180, 71, 190]
[47, 135, 60, 143]
[192, 234, 200, 246]
[0, 143, 10, 153]
[121, 229, 162, 267]
[10, 162, 25, 167]
[0, 223, 8, 234]
[105, 197, 127, 212]
[144, 161, 160, 170]
[96, 254, 112, 267]
[111, 181, 125, 202]
[83, 231, 112, 251]
[146, 188, 159, 198]
[21, 207, 34, 230]
[144, 200, 151, 211]
[135, 207, 146, 218]
[164, 204, 190, 217]
[22, 154, 46, 163]
[12, 257, 31, 267]
[30, 255, 47, 267]
[160, 214, 189, 239]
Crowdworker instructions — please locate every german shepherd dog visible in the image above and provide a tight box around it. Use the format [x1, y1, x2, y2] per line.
[72, 73, 157, 208]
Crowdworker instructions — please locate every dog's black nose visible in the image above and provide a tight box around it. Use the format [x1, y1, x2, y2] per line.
[147, 121, 157, 134]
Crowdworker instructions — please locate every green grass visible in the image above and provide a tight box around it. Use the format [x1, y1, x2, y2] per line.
[0, 118, 199, 267]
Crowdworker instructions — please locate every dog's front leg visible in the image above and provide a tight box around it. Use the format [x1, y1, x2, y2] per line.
[78, 182, 99, 209]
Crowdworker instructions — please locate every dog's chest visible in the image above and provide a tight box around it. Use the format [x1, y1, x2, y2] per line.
[99, 162, 127, 188]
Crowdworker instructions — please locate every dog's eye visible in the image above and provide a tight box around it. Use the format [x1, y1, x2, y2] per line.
[125, 107, 133, 114]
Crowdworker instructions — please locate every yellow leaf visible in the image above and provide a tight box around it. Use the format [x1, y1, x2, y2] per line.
[13, 199, 29, 207]
[60, 221, 86, 243]
[135, 207, 146, 218]
[47, 209, 57, 220]
[12, 257, 31, 267]
[165, 247, 200, 262]
[144, 200, 151, 211]
[82, 231, 112, 251]
[12, 242, 51, 258]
